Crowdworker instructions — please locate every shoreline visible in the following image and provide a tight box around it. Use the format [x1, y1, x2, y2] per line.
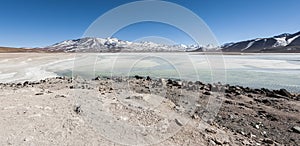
[2, 75, 300, 95]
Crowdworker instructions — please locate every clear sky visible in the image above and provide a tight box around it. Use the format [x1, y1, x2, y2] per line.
[0, 0, 300, 47]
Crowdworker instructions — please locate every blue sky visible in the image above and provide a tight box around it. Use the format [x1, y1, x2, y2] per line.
[0, 0, 300, 47]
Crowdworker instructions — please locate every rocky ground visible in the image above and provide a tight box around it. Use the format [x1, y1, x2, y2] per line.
[0, 76, 299, 146]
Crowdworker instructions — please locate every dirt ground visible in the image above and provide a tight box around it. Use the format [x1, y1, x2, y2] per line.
[0, 76, 299, 145]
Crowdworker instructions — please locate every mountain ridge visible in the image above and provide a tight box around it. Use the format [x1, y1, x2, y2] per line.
[222, 31, 300, 53]
[45, 37, 200, 52]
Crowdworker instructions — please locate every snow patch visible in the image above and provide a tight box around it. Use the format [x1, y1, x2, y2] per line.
[287, 34, 300, 44]
[241, 41, 255, 51]
[273, 37, 288, 47]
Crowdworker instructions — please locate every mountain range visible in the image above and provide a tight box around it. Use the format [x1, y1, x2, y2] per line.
[1, 31, 300, 53]
[44, 37, 197, 52]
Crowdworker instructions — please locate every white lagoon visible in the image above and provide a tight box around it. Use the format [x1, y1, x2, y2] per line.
[0, 53, 299, 92]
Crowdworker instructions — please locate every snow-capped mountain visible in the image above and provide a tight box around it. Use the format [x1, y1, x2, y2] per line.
[44, 31, 300, 53]
[222, 31, 300, 52]
[45, 37, 199, 52]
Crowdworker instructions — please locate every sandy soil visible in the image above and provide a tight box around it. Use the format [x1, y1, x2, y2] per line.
[0, 76, 299, 145]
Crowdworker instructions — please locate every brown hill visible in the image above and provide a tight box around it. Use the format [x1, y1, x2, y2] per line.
[0, 47, 60, 53]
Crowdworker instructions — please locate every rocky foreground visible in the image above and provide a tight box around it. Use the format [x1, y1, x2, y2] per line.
[0, 76, 299, 145]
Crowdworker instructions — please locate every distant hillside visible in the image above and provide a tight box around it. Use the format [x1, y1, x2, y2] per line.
[222, 31, 300, 53]
[0, 47, 60, 53]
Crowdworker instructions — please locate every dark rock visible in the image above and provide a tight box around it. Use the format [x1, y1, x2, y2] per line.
[263, 138, 274, 144]
[261, 99, 272, 106]
[274, 89, 292, 98]
[175, 118, 183, 126]
[167, 79, 181, 87]
[74, 105, 82, 114]
[35, 93, 44, 95]
[234, 91, 241, 96]
[254, 89, 262, 94]
[195, 81, 203, 85]
[235, 86, 244, 91]
[146, 76, 151, 81]
[23, 81, 29, 86]
[265, 114, 278, 121]
[261, 88, 273, 95]
[225, 93, 232, 98]
[268, 93, 288, 99]
[203, 91, 211, 95]
[296, 94, 300, 101]
[205, 128, 217, 134]
[247, 94, 253, 98]
[167, 79, 173, 85]
[224, 100, 234, 104]
[187, 84, 197, 91]
[213, 138, 223, 145]
[244, 87, 251, 93]
[55, 95, 66, 98]
[56, 76, 64, 79]
[261, 89, 289, 99]
[226, 86, 236, 94]
[206, 84, 212, 91]
[93, 76, 101, 80]
[126, 95, 143, 100]
[257, 110, 267, 115]
[134, 75, 144, 80]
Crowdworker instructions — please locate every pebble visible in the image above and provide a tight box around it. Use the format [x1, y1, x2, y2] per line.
[74, 105, 82, 114]
[175, 118, 183, 126]
[55, 95, 66, 98]
[209, 140, 216, 145]
[263, 138, 274, 144]
[174, 105, 185, 113]
[205, 128, 217, 134]
[35, 92, 44, 95]
[250, 133, 256, 138]
[213, 138, 222, 145]
[203, 91, 211, 95]
[291, 126, 300, 134]
[240, 131, 245, 135]
[192, 114, 199, 119]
